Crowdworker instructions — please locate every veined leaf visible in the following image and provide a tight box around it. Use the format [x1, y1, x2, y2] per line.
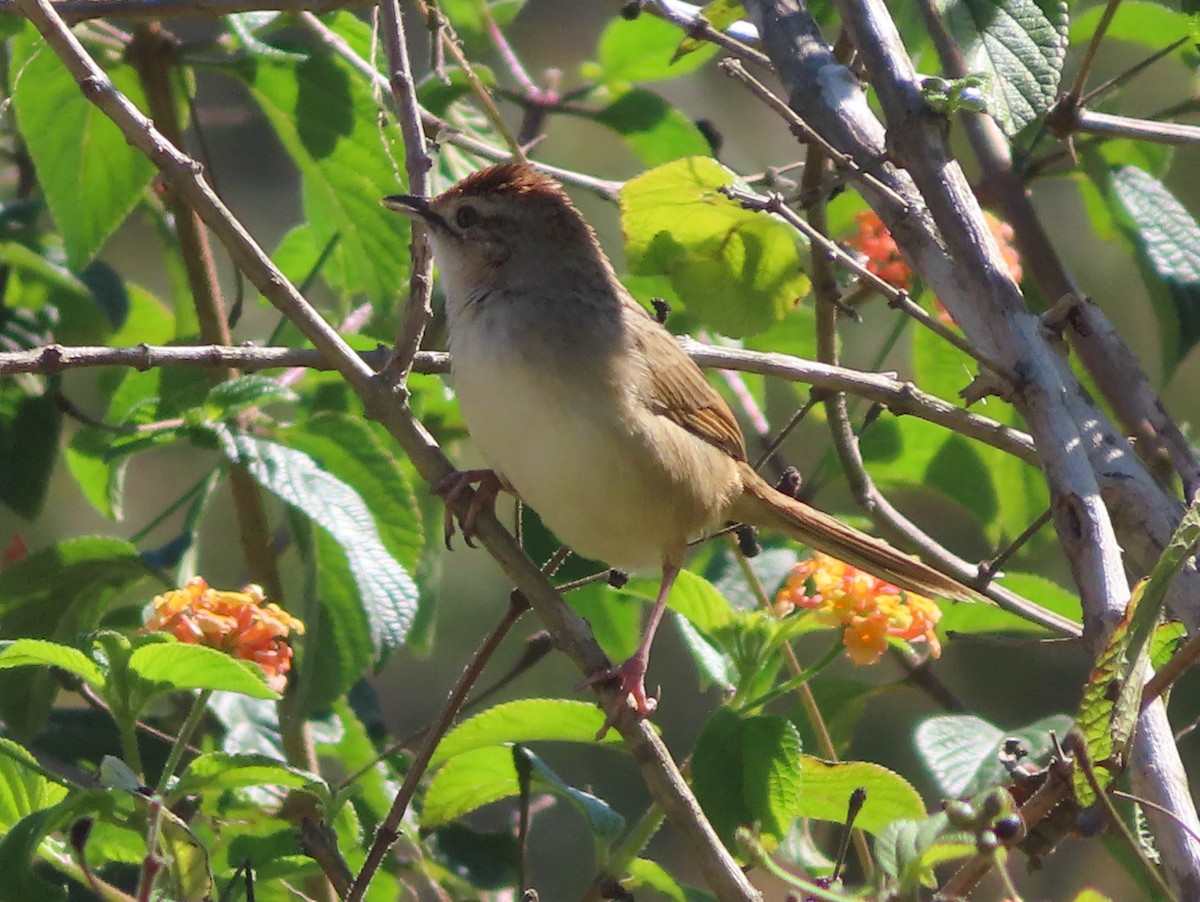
[622, 157, 809, 337]
[938, 0, 1067, 135]
[431, 699, 625, 766]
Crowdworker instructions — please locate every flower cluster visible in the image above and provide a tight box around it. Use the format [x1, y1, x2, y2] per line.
[775, 552, 942, 665]
[846, 209, 1023, 292]
[144, 577, 305, 691]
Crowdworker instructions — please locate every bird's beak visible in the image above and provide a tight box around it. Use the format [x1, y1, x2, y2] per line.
[382, 194, 451, 233]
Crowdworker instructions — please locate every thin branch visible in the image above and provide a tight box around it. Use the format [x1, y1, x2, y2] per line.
[346, 595, 529, 902]
[14, 3, 758, 896]
[297, 12, 621, 200]
[720, 185, 1011, 378]
[375, 0, 435, 382]
[1, 340, 1041, 465]
[0, 0, 366, 21]
[646, 0, 773, 72]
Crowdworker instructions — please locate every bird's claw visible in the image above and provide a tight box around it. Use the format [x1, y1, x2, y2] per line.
[578, 655, 659, 740]
[432, 469, 503, 550]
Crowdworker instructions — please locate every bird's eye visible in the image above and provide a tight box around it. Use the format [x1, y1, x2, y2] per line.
[455, 205, 479, 229]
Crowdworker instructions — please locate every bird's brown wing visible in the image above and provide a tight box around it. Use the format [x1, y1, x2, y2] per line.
[629, 307, 748, 462]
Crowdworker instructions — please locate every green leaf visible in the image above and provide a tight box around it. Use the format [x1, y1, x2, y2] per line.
[621, 157, 809, 337]
[923, 435, 999, 526]
[204, 376, 298, 419]
[431, 699, 625, 766]
[938, 0, 1067, 135]
[1109, 166, 1200, 378]
[1070, 2, 1196, 52]
[64, 428, 124, 521]
[622, 568, 735, 633]
[692, 707, 803, 846]
[9, 31, 155, 267]
[0, 538, 153, 739]
[795, 757, 925, 836]
[937, 571, 1080, 635]
[242, 31, 409, 308]
[0, 382, 61, 519]
[516, 745, 626, 853]
[171, 752, 322, 800]
[594, 14, 718, 84]
[437, 0, 525, 50]
[0, 738, 69, 832]
[227, 433, 418, 654]
[127, 642, 279, 700]
[627, 858, 687, 902]
[673, 0, 746, 60]
[915, 712, 1072, 798]
[588, 89, 711, 166]
[0, 802, 75, 902]
[422, 746, 625, 848]
[0, 639, 106, 690]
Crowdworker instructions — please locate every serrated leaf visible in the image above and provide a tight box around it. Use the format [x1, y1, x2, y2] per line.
[0, 382, 60, 519]
[242, 29, 409, 309]
[128, 642, 278, 700]
[622, 157, 809, 337]
[795, 757, 925, 836]
[227, 433, 418, 654]
[595, 14, 718, 84]
[916, 712, 1072, 798]
[431, 699, 625, 766]
[588, 89, 711, 166]
[692, 707, 802, 846]
[939, 0, 1067, 135]
[204, 376, 297, 418]
[0, 639, 106, 690]
[10, 31, 155, 267]
[1110, 166, 1200, 378]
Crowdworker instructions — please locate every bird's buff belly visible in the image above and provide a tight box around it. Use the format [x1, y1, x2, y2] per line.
[453, 357, 736, 572]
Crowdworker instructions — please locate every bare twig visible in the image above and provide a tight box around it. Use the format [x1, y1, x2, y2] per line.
[298, 12, 621, 200]
[1, 341, 1043, 466]
[0, 0, 365, 21]
[346, 595, 529, 901]
[375, 0, 435, 382]
[646, 0, 773, 71]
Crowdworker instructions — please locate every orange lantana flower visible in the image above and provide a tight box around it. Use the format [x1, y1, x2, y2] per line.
[144, 577, 305, 691]
[775, 552, 942, 665]
[846, 210, 1023, 294]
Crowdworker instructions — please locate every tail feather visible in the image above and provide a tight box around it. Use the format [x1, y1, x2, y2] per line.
[730, 466, 982, 604]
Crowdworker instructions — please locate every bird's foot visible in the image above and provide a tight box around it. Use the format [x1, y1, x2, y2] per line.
[431, 468, 504, 549]
[578, 654, 659, 740]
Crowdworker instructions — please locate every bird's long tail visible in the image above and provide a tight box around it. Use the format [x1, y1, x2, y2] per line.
[730, 464, 982, 604]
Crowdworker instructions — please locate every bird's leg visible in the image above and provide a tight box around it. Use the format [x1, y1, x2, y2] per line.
[431, 468, 506, 549]
[581, 560, 680, 739]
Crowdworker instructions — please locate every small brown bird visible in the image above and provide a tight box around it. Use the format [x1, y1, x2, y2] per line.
[385, 163, 978, 735]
